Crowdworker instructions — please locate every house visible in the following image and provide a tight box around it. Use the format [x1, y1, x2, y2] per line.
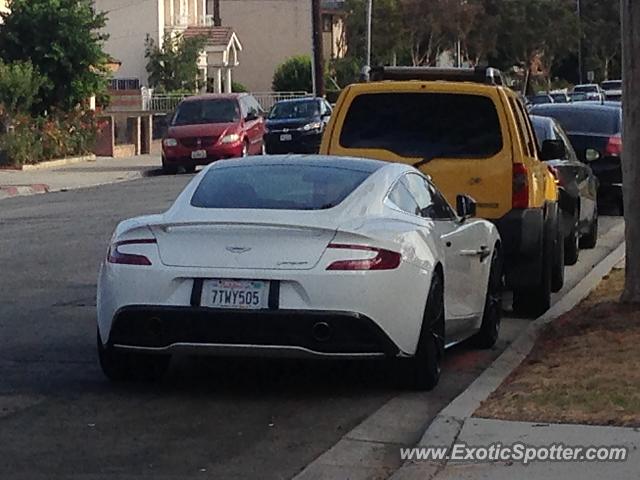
[0, 0, 8, 22]
[97, 0, 346, 93]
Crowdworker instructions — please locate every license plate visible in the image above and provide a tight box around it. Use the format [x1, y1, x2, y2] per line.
[280, 134, 292, 142]
[191, 149, 207, 159]
[201, 279, 269, 309]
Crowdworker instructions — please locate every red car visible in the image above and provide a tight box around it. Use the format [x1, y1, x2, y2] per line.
[161, 93, 266, 174]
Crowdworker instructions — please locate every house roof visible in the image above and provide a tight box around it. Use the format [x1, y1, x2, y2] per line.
[183, 26, 241, 50]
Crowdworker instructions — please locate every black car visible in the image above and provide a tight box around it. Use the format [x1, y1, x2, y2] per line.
[530, 115, 599, 264]
[264, 98, 332, 154]
[530, 103, 623, 214]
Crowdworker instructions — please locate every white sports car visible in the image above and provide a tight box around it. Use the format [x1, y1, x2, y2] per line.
[97, 155, 502, 389]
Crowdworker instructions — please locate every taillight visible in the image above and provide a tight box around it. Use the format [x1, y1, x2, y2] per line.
[107, 239, 157, 266]
[512, 163, 529, 209]
[605, 135, 622, 157]
[326, 243, 401, 271]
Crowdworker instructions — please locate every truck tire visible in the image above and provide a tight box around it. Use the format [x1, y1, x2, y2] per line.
[512, 205, 557, 318]
[551, 206, 565, 293]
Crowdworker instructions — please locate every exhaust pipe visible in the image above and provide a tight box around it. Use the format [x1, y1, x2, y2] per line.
[311, 322, 332, 342]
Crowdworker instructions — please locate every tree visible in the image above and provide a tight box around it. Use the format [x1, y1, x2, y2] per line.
[0, 60, 45, 132]
[621, 0, 640, 303]
[272, 56, 313, 92]
[581, 0, 621, 81]
[0, 0, 109, 113]
[145, 33, 207, 93]
[492, 0, 578, 78]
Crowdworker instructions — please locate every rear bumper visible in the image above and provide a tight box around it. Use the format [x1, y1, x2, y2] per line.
[162, 143, 243, 165]
[107, 305, 400, 359]
[264, 132, 322, 154]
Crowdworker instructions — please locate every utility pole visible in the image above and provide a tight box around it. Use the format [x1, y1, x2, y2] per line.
[366, 0, 373, 67]
[577, 0, 583, 83]
[621, 0, 640, 303]
[311, 0, 325, 96]
[213, 0, 221, 26]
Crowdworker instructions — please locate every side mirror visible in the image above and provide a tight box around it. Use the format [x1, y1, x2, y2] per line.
[456, 194, 477, 220]
[245, 111, 258, 122]
[540, 139, 566, 161]
[585, 148, 601, 162]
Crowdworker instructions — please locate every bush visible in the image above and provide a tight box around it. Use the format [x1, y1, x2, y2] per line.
[272, 56, 313, 92]
[232, 81, 248, 93]
[0, 60, 45, 131]
[0, 116, 43, 166]
[0, 110, 98, 166]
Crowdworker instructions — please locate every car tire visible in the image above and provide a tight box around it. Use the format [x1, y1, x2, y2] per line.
[97, 330, 170, 382]
[405, 271, 444, 391]
[472, 248, 502, 349]
[162, 163, 178, 175]
[183, 165, 196, 174]
[242, 141, 249, 157]
[551, 208, 565, 293]
[564, 221, 579, 266]
[580, 211, 598, 249]
[513, 210, 554, 318]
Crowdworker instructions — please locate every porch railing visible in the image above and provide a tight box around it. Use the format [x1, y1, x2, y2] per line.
[143, 91, 312, 113]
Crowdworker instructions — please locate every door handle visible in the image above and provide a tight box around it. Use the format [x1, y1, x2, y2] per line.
[459, 245, 491, 261]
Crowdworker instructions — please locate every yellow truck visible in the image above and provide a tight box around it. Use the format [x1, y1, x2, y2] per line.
[320, 67, 563, 316]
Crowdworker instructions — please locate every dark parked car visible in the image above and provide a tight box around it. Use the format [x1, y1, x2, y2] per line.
[161, 93, 266, 174]
[530, 103, 623, 214]
[530, 115, 599, 264]
[264, 98, 332, 154]
[527, 93, 554, 106]
[550, 91, 571, 103]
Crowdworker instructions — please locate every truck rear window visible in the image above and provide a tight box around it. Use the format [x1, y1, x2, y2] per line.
[339, 93, 503, 158]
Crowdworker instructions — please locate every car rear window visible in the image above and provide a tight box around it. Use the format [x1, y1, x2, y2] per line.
[172, 99, 240, 126]
[602, 81, 622, 90]
[574, 86, 598, 93]
[191, 164, 373, 210]
[534, 108, 621, 135]
[339, 93, 503, 158]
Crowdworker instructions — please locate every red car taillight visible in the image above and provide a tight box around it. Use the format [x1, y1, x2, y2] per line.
[605, 135, 622, 157]
[512, 163, 529, 209]
[107, 239, 157, 266]
[326, 243, 401, 271]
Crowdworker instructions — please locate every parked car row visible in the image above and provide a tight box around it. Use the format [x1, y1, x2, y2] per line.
[160, 95, 332, 174]
[526, 80, 623, 107]
[114, 67, 616, 391]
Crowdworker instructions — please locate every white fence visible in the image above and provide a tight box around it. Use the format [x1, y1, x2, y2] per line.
[143, 91, 312, 113]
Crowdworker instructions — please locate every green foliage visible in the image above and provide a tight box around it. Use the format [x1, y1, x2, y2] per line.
[272, 56, 313, 92]
[0, 0, 109, 113]
[326, 57, 361, 90]
[232, 81, 248, 93]
[0, 60, 46, 131]
[0, 111, 98, 167]
[0, 116, 42, 166]
[581, 0, 622, 81]
[145, 33, 207, 93]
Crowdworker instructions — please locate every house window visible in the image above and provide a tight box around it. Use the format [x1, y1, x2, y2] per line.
[322, 14, 332, 32]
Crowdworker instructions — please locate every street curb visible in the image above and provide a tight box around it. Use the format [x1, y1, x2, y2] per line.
[19, 155, 96, 171]
[0, 184, 49, 200]
[389, 240, 627, 480]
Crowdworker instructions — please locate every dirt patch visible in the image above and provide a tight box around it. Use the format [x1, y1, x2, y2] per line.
[476, 268, 640, 427]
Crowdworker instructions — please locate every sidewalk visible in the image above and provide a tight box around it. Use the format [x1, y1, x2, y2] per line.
[392, 240, 635, 480]
[0, 154, 162, 200]
[432, 418, 640, 479]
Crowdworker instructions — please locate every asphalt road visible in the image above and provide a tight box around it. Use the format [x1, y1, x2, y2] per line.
[0, 175, 625, 479]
